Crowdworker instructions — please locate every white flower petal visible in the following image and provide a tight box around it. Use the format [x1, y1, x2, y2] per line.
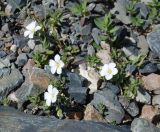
[51, 66, 57, 74]
[105, 74, 113, 80]
[100, 64, 108, 76]
[109, 63, 116, 68]
[59, 60, 64, 68]
[28, 32, 34, 38]
[57, 67, 62, 74]
[24, 30, 31, 37]
[54, 54, 60, 62]
[52, 88, 59, 95]
[49, 60, 56, 67]
[35, 26, 41, 31]
[51, 96, 57, 103]
[26, 21, 36, 30]
[112, 68, 118, 75]
[46, 99, 52, 106]
[44, 92, 50, 100]
[48, 85, 53, 93]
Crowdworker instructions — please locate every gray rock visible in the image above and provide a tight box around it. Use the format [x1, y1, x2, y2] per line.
[16, 53, 28, 67]
[0, 58, 10, 69]
[13, 36, 28, 48]
[91, 89, 125, 124]
[0, 51, 7, 58]
[0, 106, 130, 132]
[1, 23, 9, 33]
[135, 3, 149, 19]
[125, 64, 136, 75]
[0, 69, 23, 100]
[7, 0, 27, 13]
[111, 0, 131, 24]
[119, 96, 139, 117]
[104, 83, 120, 95]
[87, 45, 95, 55]
[33, 5, 46, 19]
[139, 62, 157, 74]
[152, 95, 160, 108]
[147, 28, 160, 56]
[87, 3, 96, 11]
[131, 118, 160, 132]
[122, 45, 139, 57]
[67, 72, 87, 104]
[91, 28, 101, 44]
[137, 35, 149, 55]
[27, 40, 35, 50]
[94, 4, 105, 14]
[81, 24, 92, 36]
[136, 87, 151, 104]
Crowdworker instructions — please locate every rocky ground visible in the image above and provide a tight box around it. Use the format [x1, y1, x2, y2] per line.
[0, 0, 160, 132]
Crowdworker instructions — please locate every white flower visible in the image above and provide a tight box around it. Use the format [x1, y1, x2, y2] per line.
[44, 85, 59, 106]
[24, 21, 41, 38]
[49, 54, 64, 74]
[100, 62, 118, 80]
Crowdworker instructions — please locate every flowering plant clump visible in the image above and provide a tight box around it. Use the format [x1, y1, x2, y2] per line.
[24, 21, 41, 38]
[100, 62, 118, 80]
[44, 85, 59, 106]
[49, 54, 64, 75]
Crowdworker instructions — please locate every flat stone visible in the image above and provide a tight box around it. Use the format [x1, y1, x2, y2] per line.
[142, 74, 160, 91]
[0, 69, 23, 100]
[91, 89, 125, 124]
[91, 28, 101, 45]
[84, 104, 105, 122]
[0, 58, 10, 69]
[140, 105, 160, 122]
[136, 87, 151, 104]
[96, 49, 111, 64]
[0, 106, 130, 132]
[147, 28, 160, 56]
[16, 53, 28, 67]
[131, 118, 160, 132]
[67, 72, 87, 104]
[152, 95, 160, 108]
[139, 62, 157, 74]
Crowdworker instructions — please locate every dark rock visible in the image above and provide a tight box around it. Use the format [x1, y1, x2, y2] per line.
[135, 3, 149, 19]
[0, 58, 10, 69]
[147, 28, 160, 56]
[0, 69, 23, 100]
[131, 118, 160, 132]
[91, 28, 101, 45]
[139, 62, 157, 74]
[125, 64, 136, 75]
[115, 26, 127, 42]
[67, 72, 87, 104]
[136, 87, 151, 104]
[33, 5, 46, 19]
[13, 36, 28, 48]
[0, 51, 7, 58]
[94, 4, 105, 14]
[104, 83, 120, 95]
[0, 106, 131, 132]
[81, 23, 92, 36]
[16, 53, 28, 67]
[122, 45, 139, 57]
[7, 0, 27, 13]
[119, 96, 139, 117]
[91, 89, 125, 124]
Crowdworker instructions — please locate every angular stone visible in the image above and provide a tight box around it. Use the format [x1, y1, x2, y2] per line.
[152, 95, 160, 108]
[0, 69, 23, 100]
[67, 72, 87, 104]
[0, 106, 130, 132]
[96, 49, 111, 64]
[139, 62, 157, 74]
[131, 118, 160, 132]
[147, 28, 160, 56]
[84, 104, 105, 122]
[142, 74, 160, 91]
[91, 89, 125, 124]
[140, 105, 159, 122]
[136, 87, 151, 104]
[16, 53, 28, 67]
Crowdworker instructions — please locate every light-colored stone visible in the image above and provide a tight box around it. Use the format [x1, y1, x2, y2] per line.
[140, 105, 159, 121]
[142, 74, 160, 91]
[96, 50, 111, 64]
[79, 63, 100, 94]
[84, 104, 105, 122]
[152, 95, 160, 108]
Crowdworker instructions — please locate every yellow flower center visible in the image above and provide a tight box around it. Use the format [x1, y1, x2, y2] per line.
[107, 69, 112, 74]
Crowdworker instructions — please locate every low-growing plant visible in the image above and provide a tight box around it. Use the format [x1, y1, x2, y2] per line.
[0, 97, 11, 106]
[94, 13, 117, 42]
[86, 54, 101, 68]
[28, 92, 41, 106]
[131, 15, 144, 27]
[96, 103, 107, 117]
[70, 0, 88, 17]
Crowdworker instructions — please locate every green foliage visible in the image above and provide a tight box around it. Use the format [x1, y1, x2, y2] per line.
[0, 97, 11, 106]
[28, 92, 41, 106]
[70, 0, 88, 17]
[129, 54, 146, 67]
[123, 77, 141, 99]
[96, 103, 107, 117]
[148, 0, 160, 8]
[62, 45, 80, 64]
[86, 54, 101, 68]
[131, 15, 144, 27]
[94, 13, 117, 41]
[126, 1, 137, 15]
